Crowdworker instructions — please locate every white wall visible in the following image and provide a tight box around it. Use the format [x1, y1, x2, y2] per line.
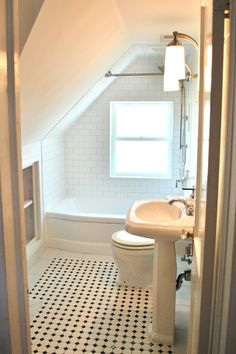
[19, 0, 200, 147]
[64, 56, 184, 202]
[19, 0, 44, 53]
[184, 50, 199, 187]
[42, 136, 65, 210]
[22, 142, 44, 264]
[20, 0, 131, 146]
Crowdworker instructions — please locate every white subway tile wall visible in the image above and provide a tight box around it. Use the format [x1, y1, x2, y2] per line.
[64, 57, 184, 201]
[42, 136, 65, 210]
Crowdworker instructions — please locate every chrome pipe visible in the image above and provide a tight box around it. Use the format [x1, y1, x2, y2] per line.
[105, 70, 163, 78]
[173, 31, 199, 49]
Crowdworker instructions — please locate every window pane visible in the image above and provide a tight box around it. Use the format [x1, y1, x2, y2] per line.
[115, 102, 171, 138]
[115, 141, 170, 176]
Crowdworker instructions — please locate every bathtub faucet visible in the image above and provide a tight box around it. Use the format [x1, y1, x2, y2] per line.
[168, 197, 194, 216]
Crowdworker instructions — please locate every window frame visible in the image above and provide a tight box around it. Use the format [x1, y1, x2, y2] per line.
[110, 101, 174, 179]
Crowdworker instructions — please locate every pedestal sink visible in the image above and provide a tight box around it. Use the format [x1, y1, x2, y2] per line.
[125, 199, 194, 345]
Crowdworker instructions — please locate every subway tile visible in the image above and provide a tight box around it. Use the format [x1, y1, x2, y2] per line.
[43, 57, 191, 206]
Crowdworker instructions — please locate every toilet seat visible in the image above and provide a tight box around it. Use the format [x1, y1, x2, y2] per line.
[111, 230, 154, 286]
[112, 230, 154, 250]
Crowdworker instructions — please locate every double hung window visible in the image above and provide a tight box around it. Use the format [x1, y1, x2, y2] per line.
[110, 101, 173, 178]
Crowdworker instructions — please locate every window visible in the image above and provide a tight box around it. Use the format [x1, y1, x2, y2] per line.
[110, 101, 173, 178]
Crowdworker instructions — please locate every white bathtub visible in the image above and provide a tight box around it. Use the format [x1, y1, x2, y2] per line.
[46, 197, 133, 254]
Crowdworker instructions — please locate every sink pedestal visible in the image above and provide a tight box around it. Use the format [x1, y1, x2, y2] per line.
[125, 198, 194, 345]
[149, 241, 176, 346]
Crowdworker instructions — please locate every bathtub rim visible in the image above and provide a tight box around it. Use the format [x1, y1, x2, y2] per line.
[46, 211, 126, 224]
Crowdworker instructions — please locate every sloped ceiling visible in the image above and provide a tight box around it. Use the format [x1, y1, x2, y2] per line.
[19, 0, 44, 53]
[115, 0, 200, 42]
[20, 0, 200, 146]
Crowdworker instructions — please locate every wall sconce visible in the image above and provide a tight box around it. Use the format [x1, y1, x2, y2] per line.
[164, 31, 199, 91]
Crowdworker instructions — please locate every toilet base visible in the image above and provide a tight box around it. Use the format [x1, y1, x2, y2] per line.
[112, 244, 154, 288]
[115, 276, 152, 288]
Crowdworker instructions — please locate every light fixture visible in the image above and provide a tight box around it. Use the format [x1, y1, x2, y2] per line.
[164, 75, 179, 91]
[164, 31, 199, 91]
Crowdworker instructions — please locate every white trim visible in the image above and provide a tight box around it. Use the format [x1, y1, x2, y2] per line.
[110, 101, 173, 178]
[0, 0, 31, 353]
[47, 237, 112, 255]
[26, 238, 44, 268]
[212, 2, 236, 352]
[196, 3, 225, 351]
[32, 161, 42, 241]
[0, 199, 11, 352]
[188, 2, 236, 353]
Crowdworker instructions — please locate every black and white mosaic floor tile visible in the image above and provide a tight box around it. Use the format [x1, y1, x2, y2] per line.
[29, 257, 174, 353]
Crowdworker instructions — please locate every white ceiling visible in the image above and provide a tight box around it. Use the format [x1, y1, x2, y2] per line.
[20, 0, 200, 146]
[115, 0, 200, 43]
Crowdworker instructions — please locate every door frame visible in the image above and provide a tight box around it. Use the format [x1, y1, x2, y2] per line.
[211, 1, 236, 352]
[1, 1, 236, 354]
[188, 0, 236, 353]
[0, 0, 31, 353]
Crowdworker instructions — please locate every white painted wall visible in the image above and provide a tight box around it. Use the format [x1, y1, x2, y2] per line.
[22, 141, 41, 167]
[20, 0, 131, 146]
[64, 56, 183, 201]
[185, 50, 199, 186]
[22, 142, 44, 264]
[19, 1, 200, 149]
[42, 137, 65, 210]
[18, 0, 44, 53]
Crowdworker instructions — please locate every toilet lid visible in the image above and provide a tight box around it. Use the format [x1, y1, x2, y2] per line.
[112, 230, 154, 247]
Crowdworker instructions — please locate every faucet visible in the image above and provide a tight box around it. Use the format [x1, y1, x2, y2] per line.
[168, 197, 194, 216]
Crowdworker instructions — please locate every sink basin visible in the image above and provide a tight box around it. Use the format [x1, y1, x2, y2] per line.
[126, 199, 194, 242]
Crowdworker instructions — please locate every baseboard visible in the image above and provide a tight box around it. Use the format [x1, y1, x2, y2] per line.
[26, 238, 44, 267]
[46, 237, 112, 255]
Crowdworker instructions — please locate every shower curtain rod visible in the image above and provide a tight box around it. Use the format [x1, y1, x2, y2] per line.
[105, 64, 197, 79]
[105, 70, 163, 78]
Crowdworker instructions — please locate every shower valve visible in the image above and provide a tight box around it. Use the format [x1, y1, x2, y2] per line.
[181, 254, 192, 265]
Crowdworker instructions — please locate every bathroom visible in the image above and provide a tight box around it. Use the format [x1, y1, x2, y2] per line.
[2, 0, 235, 354]
[23, 5, 199, 352]
[27, 53, 197, 351]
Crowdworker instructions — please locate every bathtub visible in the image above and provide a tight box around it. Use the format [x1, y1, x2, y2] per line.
[46, 197, 133, 254]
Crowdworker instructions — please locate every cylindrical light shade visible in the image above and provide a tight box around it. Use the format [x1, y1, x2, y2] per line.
[164, 45, 185, 91]
[164, 75, 179, 91]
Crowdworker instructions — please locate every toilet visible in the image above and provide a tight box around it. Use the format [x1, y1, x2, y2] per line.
[112, 230, 154, 287]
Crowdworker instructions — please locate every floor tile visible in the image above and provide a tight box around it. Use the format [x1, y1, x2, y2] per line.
[175, 305, 190, 330]
[176, 285, 191, 306]
[29, 259, 52, 276]
[56, 250, 84, 259]
[39, 248, 61, 260]
[174, 329, 188, 354]
[29, 298, 44, 321]
[29, 255, 175, 353]
[28, 274, 41, 291]
[81, 253, 114, 262]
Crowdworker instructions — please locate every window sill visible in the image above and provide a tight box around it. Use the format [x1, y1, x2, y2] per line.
[109, 174, 173, 180]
